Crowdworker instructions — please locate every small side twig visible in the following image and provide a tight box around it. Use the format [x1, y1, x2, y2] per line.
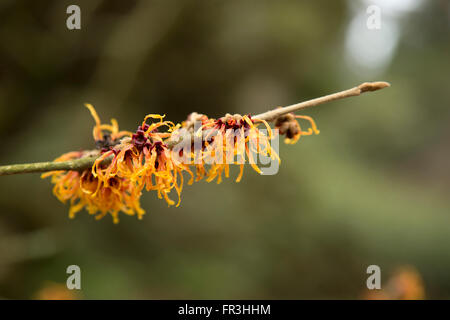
[0, 81, 390, 176]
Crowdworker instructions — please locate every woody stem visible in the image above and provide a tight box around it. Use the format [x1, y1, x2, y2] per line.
[0, 155, 109, 176]
[253, 81, 390, 121]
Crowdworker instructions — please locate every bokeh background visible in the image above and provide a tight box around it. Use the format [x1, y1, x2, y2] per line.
[0, 0, 449, 299]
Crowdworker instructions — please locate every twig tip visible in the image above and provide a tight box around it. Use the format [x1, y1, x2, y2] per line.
[358, 81, 391, 93]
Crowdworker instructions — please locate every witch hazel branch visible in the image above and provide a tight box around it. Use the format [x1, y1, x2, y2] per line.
[0, 81, 390, 223]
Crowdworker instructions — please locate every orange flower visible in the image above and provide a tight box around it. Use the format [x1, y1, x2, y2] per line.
[84, 103, 132, 144]
[134, 141, 193, 207]
[190, 113, 279, 183]
[93, 113, 193, 208]
[34, 283, 80, 300]
[42, 105, 144, 223]
[41, 151, 85, 218]
[362, 266, 425, 300]
[274, 113, 320, 144]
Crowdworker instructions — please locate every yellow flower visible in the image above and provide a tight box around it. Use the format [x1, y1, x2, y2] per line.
[93, 113, 193, 208]
[187, 113, 279, 183]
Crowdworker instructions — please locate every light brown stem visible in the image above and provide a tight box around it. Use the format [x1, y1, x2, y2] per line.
[253, 81, 390, 121]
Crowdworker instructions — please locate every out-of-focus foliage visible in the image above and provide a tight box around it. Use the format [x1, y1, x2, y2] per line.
[0, 0, 449, 299]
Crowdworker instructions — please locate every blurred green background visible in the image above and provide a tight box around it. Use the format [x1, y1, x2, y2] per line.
[0, 0, 449, 299]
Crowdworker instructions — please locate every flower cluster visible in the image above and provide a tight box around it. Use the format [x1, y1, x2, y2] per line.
[43, 104, 319, 223]
[187, 113, 279, 183]
[42, 105, 142, 223]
